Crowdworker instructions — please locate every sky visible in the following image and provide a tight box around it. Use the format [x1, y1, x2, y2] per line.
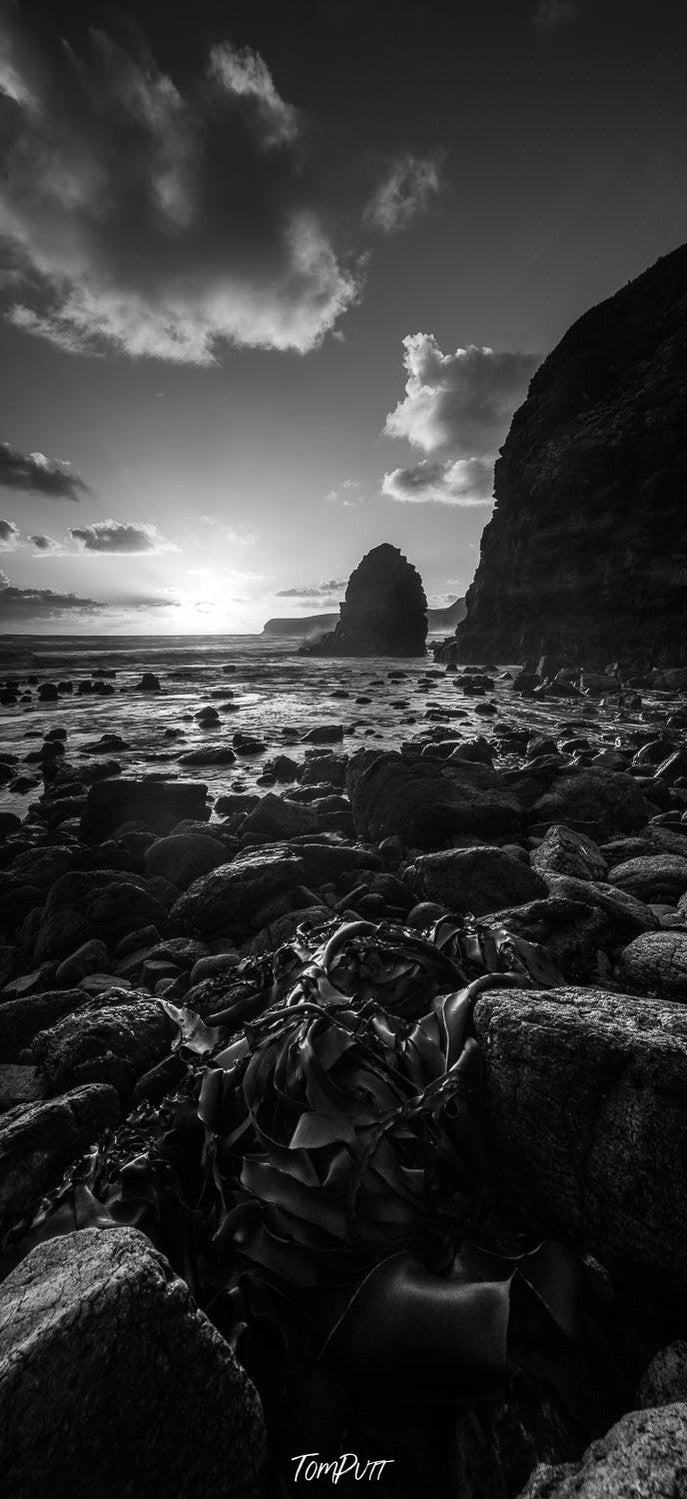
[1, 0, 686, 634]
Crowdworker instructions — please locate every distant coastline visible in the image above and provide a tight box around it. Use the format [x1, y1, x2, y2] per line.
[262, 596, 466, 641]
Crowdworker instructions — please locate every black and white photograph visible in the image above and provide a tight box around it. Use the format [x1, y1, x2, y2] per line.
[1, 0, 687, 1493]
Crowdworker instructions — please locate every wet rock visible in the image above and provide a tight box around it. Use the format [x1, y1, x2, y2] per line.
[178, 745, 236, 766]
[55, 939, 110, 986]
[144, 832, 227, 889]
[170, 846, 306, 941]
[0, 1228, 265, 1499]
[80, 776, 209, 841]
[531, 825, 608, 882]
[618, 930, 687, 998]
[0, 990, 94, 1061]
[404, 847, 547, 917]
[637, 1343, 687, 1409]
[530, 770, 652, 838]
[134, 672, 161, 691]
[0, 1083, 119, 1220]
[0, 1064, 44, 1113]
[607, 853, 687, 903]
[29, 991, 172, 1097]
[347, 750, 522, 851]
[240, 793, 322, 842]
[34, 872, 168, 963]
[473, 987, 687, 1288]
[519, 1404, 687, 1498]
[541, 876, 657, 945]
[485, 896, 610, 980]
[299, 754, 347, 788]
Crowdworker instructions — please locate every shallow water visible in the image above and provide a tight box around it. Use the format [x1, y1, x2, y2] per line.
[0, 632, 672, 819]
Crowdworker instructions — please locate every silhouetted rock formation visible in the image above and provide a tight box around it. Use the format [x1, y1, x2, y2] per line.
[303, 543, 428, 656]
[446, 243, 687, 669]
[264, 595, 464, 641]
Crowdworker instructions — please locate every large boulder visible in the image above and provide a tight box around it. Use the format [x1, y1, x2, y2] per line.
[483, 897, 611, 980]
[346, 750, 522, 850]
[530, 770, 652, 839]
[80, 776, 209, 841]
[0, 1228, 265, 1498]
[240, 793, 322, 841]
[606, 853, 687, 903]
[404, 846, 547, 916]
[0, 1084, 119, 1221]
[519, 1404, 687, 1498]
[473, 987, 687, 1287]
[33, 872, 167, 963]
[170, 846, 306, 941]
[29, 991, 172, 1097]
[531, 825, 608, 882]
[618, 930, 687, 999]
[0, 990, 94, 1061]
[447, 243, 687, 670]
[542, 875, 658, 947]
[305, 542, 428, 657]
[143, 832, 227, 890]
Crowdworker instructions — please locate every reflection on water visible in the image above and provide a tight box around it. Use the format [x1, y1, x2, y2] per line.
[0, 632, 662, 817]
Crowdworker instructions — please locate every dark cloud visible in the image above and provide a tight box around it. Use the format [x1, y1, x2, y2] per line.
[28, 532, 59, 550]
[0, 14, 362, 360]
[0, 571, 105, 620]
[533, 0, 578, 30]
[382, 457, 494, 506]
[0, 517, 20, 549]
[276, 578, 346, 597]
[69, 520, 177, 553]
[365, 153, 444, 233]
[0, 441, 92, 500]
[384, 335, 540, 456]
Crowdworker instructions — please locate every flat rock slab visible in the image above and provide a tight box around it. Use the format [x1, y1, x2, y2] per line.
[519, 1403, 687, 1498]
[0, 1083, 119, 1222]
[0, 1227, 265, 1499]
[473, 988, 687, 1288]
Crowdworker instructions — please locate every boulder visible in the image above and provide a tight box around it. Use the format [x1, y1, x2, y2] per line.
[637, 1343, 687, 1409]
[240, 793, 322, 841]
[0, 990, 94, 1061]
[542, 875, 657, 945]
[80, 776, 209, 841]
[607, 853, 687, 903]
[473, 987, 687, 1287]
[0, 1228, 264, 1498]
[3, 845, 75, 890]
[346, 750, 522, 850]
[144, 832, 227, 889]
[170, 846, 306, 941]
[483, 897, 611, 980]
[531, 824, 608, 882]
[530, 770, 652, 838]
[55, 939, 110, 987]
[33, 872, 167, 963]
[404, 847, 547, 917]
[29, 991, 172, 1097]
[519, 1404, 687, 1498]
[618, 930, 687, 998]
[0, 1083, 119, 1221]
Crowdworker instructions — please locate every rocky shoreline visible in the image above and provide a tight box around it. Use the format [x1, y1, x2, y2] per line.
[2, 655, 687, 1496]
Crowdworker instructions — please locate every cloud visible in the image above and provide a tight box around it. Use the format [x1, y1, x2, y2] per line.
[0, 440, 92, 499]
[322, 478, 364, 507]
[0, 517, 20, 550]
[384, 335, 540, 456]
[0, 16, 361, 361]
[533, 0, 578, 30]
[382, 457, 494, 506]
[28, 532, 59, 550]
[276, 578, 347, 598]
[0, 573, 105, 621]
[366, 153, 444, 234]
[69, 520, 178, 553]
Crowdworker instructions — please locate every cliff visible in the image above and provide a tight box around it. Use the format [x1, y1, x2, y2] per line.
[448, 243, 687, 669]
[303, 543, 428, 656]
[263, 596, 465, 640]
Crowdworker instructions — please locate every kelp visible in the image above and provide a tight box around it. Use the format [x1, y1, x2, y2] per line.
[1, 914, 582, 1495]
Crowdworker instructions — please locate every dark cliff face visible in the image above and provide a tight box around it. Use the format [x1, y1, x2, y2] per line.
[453, 243, 687, 668]
[305, 543, 428, 656]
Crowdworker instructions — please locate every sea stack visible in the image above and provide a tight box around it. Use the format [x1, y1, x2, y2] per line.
[445, 243, 687, 669]
[304, 543, 428, 657]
